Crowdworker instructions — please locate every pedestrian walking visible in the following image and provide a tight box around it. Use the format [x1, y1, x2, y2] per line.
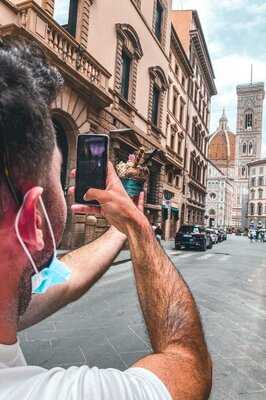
[154, 224, 163, 243]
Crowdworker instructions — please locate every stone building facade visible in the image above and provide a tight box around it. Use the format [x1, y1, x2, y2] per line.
[247, 159, 266, 229]
[206, 160, 234, 228]
[0, 1, 216, 244]
[171, 10, 217, 226]
[162, 24, 193, 239]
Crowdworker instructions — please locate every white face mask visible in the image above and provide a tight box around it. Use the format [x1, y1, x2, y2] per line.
[14, 190, 71, 294]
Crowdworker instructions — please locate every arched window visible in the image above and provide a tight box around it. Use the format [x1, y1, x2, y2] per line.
[251, 190, 255, 200]
[249, 141, 253, 155]
[210, 193, 216, 200]
[245, 111, 253, 130]
[258, 203, 263, 216]
[250, 203, 255, 215]
[115, 24, 143, 104]
[242, 167, 246, 177]
[209, 209, 216, 216]
[242, 142, 247, 154]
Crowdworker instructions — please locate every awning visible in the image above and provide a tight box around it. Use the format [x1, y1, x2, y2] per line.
[162, 206, 168, 220]
[171, 207, 179, 219]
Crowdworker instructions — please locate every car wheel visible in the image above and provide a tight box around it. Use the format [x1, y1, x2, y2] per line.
[208, 241, 213, 250]
[200, 241, 207, 251]
[175, 244, 181, 250]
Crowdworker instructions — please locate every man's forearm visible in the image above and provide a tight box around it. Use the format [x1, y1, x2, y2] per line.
[127, 218, 208, 361]
[18, 226, 126, 331]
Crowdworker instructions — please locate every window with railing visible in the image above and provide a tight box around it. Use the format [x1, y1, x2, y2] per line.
[258, 176, 264, 186]
[54, 0, 78, 37]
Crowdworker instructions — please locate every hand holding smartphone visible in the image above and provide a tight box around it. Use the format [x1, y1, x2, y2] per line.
[75, 133, 109, 206]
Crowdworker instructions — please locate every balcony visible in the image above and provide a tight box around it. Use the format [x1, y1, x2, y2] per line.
[0, 0, 112, 108]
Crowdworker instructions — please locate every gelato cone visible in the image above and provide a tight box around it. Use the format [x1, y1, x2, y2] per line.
[116, 147, 150, 198]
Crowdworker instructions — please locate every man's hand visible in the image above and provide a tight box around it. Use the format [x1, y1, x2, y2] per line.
[78, 162, 145, 235]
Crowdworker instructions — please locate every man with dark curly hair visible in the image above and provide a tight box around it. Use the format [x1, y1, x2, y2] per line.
[0, 38, 212, 400]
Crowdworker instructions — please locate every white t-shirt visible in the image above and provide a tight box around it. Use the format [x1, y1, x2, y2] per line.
[0, 342, 172, 400]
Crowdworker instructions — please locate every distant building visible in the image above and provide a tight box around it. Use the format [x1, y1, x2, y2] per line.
[208, 81, 265, 229]
[234, 82, 265, 228]
[206, 160, 234, 228]
[208, 110, 236, 179]
[247, 159, 266, 229]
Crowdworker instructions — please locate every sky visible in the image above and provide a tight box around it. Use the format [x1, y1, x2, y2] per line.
[172, 0, 266, 156]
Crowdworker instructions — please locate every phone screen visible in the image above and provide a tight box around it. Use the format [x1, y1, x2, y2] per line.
[75, 134, 109, 205]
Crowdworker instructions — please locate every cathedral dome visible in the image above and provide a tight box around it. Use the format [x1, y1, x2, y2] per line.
[208, 109, 236, 167]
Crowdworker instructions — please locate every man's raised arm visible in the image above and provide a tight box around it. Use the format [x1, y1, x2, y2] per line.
[129, 220, 212, 400]
[18, 226, 125, 331]
[84, 163, 212, 400]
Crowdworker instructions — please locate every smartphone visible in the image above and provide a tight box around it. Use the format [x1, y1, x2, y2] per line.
[75, 133, 109, 205]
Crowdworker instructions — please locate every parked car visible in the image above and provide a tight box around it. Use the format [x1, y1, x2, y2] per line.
[175, 225, 213, 251]
[206, 228, 218, 244]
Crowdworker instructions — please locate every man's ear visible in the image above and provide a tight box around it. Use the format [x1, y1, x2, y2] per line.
[18, 187, 44, 251]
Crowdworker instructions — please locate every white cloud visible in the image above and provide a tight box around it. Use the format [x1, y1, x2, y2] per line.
[172, 0, 266, 150]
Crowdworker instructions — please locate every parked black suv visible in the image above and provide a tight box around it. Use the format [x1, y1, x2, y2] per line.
[175, 225, 213, 251]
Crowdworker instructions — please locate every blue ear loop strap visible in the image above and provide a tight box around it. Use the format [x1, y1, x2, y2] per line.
[14, 191, 71, 295]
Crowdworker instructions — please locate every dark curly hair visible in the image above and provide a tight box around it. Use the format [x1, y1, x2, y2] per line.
[0, 37, 64, 213]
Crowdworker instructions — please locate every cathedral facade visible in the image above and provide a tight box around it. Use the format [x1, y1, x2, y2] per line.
[208, 82, 265, 229]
